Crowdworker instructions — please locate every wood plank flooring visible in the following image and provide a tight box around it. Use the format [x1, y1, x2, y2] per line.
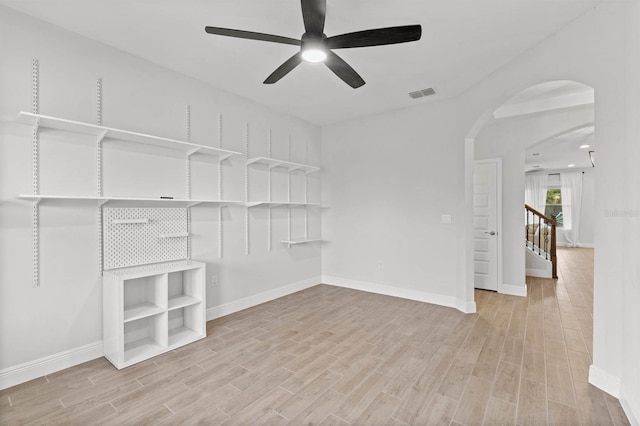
[0, 248, 630, 425]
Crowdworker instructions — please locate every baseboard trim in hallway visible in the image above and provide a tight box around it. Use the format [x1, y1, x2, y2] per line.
[322, 275, 476, 313]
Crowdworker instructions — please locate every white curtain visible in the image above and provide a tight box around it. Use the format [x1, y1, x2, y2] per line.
[525, 174, 548, 213]
[560, 172, 583, 247]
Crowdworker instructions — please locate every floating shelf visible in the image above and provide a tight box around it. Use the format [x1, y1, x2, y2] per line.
[281, 239, 322, 247]
[17, 112, 242, 159]
[245, 201, 320, 208]
[18, 194, 242, 208]
[247, 157, 319, 174]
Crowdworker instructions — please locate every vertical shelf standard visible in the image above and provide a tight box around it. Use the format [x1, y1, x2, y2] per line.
[103, 260, 206, 369]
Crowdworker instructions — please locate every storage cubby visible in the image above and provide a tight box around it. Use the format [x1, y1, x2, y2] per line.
[123, 275, 166, 322]
[103, 260, 205, 369]
[123, 313, 167, 365]
[168, 305, 203, 348]
[168, 269, 202, 310]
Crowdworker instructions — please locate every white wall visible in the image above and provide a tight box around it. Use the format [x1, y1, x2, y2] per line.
[321, 99, 470, 309]
[621, 0, 640, 421]
[323, 1, 638, 421]
[0, 7, 321, 376]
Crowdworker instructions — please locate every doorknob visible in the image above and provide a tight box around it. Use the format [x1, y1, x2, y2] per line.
[485, 231, 496, 236]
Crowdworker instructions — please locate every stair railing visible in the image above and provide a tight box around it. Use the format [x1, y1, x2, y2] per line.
[525, 204, 557, 278]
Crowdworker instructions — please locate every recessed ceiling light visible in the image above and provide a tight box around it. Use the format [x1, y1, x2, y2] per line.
[580, 144, 590, 149]
[568, 164, 575, 167]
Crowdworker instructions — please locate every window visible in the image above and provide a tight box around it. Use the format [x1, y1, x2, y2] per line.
[544, 174, 563, 226]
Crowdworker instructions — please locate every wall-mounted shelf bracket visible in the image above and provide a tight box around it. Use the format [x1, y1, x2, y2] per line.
[97, 129, 108, 143]
[186, 148, 200, 157]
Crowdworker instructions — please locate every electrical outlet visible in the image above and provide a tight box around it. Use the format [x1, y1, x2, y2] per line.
[211, 275, 218, 287]
[377, 261, 383, 269]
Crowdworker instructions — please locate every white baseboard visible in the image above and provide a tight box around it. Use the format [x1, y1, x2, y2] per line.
[456, 298, 477, 314]
[588, 364, 621, 398]
[620, 392, 640, 426]
[206, 276, 322, 321]
[322, 275, 476, 314]
[556, 242, 595, 248]
[0, 341, 103, 391]
[499, 283, 528, 297]
[526, 268, 552, 278]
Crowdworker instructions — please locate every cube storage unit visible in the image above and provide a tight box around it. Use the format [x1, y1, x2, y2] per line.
[103, 260, 206, 369]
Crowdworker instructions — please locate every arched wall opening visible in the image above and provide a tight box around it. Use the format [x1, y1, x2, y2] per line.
[469, 80, 594, 294]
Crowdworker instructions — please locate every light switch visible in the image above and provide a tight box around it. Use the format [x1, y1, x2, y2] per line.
[441, 214, 452, 224]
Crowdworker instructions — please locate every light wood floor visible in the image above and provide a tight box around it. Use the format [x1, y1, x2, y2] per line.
[0, 248, 630, 425]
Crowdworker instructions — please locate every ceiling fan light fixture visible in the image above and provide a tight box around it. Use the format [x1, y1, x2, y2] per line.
[302, 48, 327, 63]
[301, 43, 327, 63]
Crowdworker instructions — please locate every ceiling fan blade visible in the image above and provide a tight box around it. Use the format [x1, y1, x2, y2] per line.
[264, 53, 304, 84]
[324, 51, 365, 89]
[301, 0, 326, 35]
[326, 25, 422, 49]
[205, 27, 301, 46]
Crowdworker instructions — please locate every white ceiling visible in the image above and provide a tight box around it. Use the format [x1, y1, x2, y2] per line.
[0, 0, 601, 126]
[510, 81, 595, 172]
[526, 124, 595, 172]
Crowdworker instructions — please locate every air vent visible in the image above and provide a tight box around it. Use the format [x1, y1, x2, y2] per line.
[408, 87, 437, 99]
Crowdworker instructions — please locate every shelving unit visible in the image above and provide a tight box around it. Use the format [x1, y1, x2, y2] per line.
[245, 134, 321, 252]
[103, 260, 205, 369]
[18, 194, 242, 208]
[17, 112, 241, 159]
[17, 82, 242, 283]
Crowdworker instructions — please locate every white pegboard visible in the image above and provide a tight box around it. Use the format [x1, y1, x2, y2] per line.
[103, 207, 188, 270]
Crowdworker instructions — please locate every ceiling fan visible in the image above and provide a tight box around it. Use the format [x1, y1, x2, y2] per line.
[204, 0, 422, 89]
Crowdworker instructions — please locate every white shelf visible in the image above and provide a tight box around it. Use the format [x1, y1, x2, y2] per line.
[247, 157, 319, 174]
[17, 112, 242, 159]
[123, 303, 164, 323]
[168, 327, 203, 348]
[18, 194, 242, 208]
[281, 239, 322, 247]
[168, 295, 200, 311]
[246, 201, 320, 208]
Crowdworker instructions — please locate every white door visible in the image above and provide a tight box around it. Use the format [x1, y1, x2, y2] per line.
[473, 160, 500, 291]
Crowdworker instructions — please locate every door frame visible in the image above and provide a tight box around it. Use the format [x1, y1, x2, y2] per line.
[473, 158, 503, 293]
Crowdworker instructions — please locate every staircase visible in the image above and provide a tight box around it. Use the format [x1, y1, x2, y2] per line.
[525, 204, 558, 279]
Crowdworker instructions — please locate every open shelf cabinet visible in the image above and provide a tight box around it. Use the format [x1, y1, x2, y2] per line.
[103, 260, 205, 369]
